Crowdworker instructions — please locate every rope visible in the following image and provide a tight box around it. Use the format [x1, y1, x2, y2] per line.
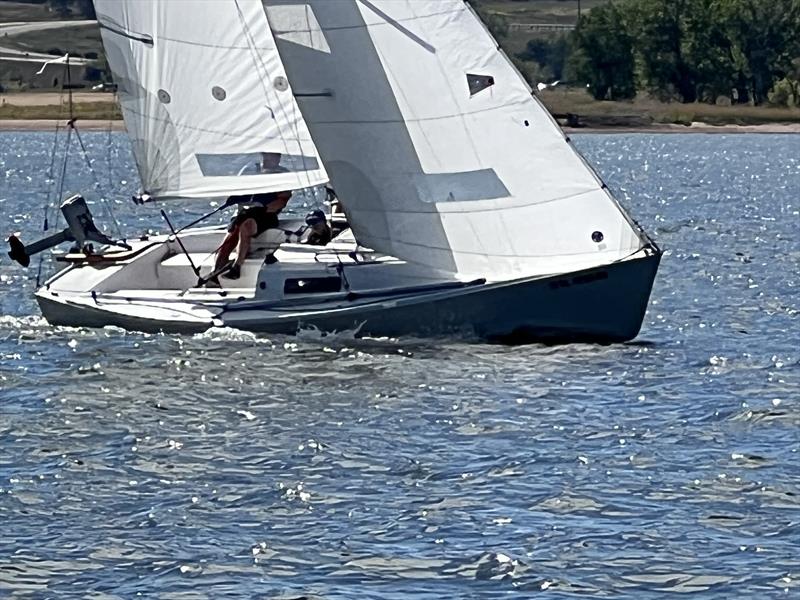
[35, 61, 69, 287]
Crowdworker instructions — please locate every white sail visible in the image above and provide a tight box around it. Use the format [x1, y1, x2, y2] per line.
[264, 0, 645, 279]
[93, 0, 327, 200]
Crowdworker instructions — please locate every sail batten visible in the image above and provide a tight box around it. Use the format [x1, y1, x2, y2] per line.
[97, 20, 154, 46]
[265, 0, 645, 279]
[94, 0, 327, 200]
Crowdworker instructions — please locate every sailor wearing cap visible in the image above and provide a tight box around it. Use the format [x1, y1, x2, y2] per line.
[303, 209, 332, 246]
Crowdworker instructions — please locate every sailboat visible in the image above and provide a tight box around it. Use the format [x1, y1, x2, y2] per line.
[8, 0, 661, 343]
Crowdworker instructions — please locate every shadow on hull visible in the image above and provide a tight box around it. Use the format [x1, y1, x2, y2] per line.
[222, 251, 662, 344]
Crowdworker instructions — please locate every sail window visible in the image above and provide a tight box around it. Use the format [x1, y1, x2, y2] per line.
[284, 277, 342, 295]
[413, 169, 509, 203]
[97, 18, 153, 47]
[212, 86, 227, 101]
[467, 73, 495, 96]
[195, 152, 320, 177]
[157, 89, 171, 104]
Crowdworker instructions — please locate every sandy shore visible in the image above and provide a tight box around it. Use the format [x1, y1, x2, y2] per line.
[0, 119, 125, 131]
[2, 105, 800, 134]
[3, 92, 800, 133]
[3, 119, 799, 134]
[564, 122, 800, 134]
[0, 92, 117, 105]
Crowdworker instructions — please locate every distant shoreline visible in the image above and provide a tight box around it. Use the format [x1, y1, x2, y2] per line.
[2, 119, 799, 135]
[563, 122, 800, 134]
[0, 119, 125, 131]
[3, 91, 800, 134]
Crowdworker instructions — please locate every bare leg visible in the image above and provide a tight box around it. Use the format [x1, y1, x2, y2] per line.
[214, 229, 239, 272]
[234, 218, 257, 267]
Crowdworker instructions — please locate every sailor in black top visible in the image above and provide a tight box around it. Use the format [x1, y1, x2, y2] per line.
[213, 190, 291, 280]
[227, 192, 282, 236]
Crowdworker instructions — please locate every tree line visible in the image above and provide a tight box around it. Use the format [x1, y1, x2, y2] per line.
[516, 0, 800, 106]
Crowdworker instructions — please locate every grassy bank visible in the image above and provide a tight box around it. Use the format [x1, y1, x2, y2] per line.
[540, 88, 800, 127]
[0, 100, 120, 120]
[479, 0, 607, 25]
[0, 0, 67, 21]
[2, 24, 103, 58]
[478, 0, 605, 62]
[1, 87, 799, 129]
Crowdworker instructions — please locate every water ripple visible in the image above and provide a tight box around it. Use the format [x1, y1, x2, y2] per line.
[0, 133, 798, 598]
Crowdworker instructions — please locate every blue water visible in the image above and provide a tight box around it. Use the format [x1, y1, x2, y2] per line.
[0, 132, 798, 598]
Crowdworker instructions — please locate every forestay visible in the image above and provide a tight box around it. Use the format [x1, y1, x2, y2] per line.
[264, 0, 646, 279]
[94, 0, 327, 200]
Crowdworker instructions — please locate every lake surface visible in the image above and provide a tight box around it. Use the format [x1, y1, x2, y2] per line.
[1, 132, 798, 598]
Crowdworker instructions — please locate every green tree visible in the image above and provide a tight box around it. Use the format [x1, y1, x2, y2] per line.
[625, 0, 704, 102]
[768, 77, 800, 106]
[73, 0, 96, 19]
[719, 0, 800, 105]
[517, 36, 569, 81]
[562, 0, 800, 105]
[48, 0, 70, 17]
[568, 2, 636, 100]
[681, 0, 736, 102]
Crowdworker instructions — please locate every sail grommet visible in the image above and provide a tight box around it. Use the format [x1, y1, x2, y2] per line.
[157, 89, 171, 104]
[274, 76, 289, 92]
[212, 86, 227, 101]
[592, 231, 604, 243]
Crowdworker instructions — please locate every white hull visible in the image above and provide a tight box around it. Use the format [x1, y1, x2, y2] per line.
[35, 226, 660, 343]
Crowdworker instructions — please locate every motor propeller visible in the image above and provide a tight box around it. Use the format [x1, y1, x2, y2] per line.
[7, 234, 30, 267]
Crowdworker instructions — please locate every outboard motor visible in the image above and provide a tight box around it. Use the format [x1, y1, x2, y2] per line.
[7, 194, 129, 267]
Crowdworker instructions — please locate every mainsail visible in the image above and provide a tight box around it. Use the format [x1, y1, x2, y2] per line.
[264, 0, 646, 279]
[94, 0, 327, 200]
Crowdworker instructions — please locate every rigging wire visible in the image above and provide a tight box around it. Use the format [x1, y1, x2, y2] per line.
[73, 125, 123, 239]
[50, 55, 75, 233]
[54, 125, 73, 229]
[105, 89, 118, 191]
[232, 0, 318, 196]
[37, 56, 124, 284]
[36, 77, 68, 287]
[42, 78, 68, 229]
[66, 53, 122, 240]
[64, 58, 123, 236]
